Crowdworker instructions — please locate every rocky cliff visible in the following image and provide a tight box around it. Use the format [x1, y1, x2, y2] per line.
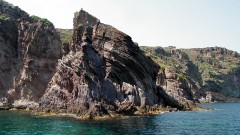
[0, 0, 62, 109]
[0, 1, 187, 118]
[141, 46, 240, 103]
[38, 10, 168, 118]
[4, 0, 236, 119]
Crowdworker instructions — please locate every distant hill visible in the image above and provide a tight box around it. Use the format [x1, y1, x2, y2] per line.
[56, 28, 73, 44]
[141, 46, 240, 102]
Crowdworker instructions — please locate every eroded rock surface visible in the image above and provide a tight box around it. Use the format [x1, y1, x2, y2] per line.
[0, 0, 198, 118]
[142, 46, 240, 103]
[39, 10, 167, 118]
[0, 0, 62, 109]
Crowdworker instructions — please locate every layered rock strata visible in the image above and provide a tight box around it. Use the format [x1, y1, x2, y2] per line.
[0, 0, 198, 118]
[39, 10, 173, 118]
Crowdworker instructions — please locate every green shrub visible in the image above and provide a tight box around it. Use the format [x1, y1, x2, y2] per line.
[30, 15, 41, 21]
[30, 15, 52, 25]
[0, 14, 7, 20]
[206, 77, 224, 85]
[160, 66, 165, 71]
[56, 29, 73, 43]
[228, 66, 240, 73]
[40, 18, 51, 24]
[178, 72, 188, 81]
[208, 57, 218, 63]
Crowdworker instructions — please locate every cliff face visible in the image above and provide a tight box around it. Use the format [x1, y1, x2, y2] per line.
[38, 10, 168, 118]
[1, 1, 187, 117]
[3, 0, 232, 118]
[141, 46, 240, 103]
[0, 0, 62, 109]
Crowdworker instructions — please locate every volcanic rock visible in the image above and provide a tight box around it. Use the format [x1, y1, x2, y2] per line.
[38, 10, 166, 118]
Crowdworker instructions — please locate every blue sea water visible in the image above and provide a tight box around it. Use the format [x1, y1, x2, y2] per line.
[0, 102, 240, 135]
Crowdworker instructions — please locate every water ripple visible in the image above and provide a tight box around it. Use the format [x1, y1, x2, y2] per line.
[0, 103, 240, 134]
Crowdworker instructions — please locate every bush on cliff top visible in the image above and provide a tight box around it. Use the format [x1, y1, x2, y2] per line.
[30, 15, 52, 25]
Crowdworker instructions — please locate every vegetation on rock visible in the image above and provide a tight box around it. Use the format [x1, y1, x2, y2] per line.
[56, 28, 73, 43]
[141, 46, 240, 100]
[30, 15, 52, 25]
[0, 13, 7, 20]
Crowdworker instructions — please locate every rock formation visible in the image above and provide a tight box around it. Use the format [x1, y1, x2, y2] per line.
[3, 0, 239, 119]
[38, 10, 167, 118]
[0, 1, 185, 118]
[0, 0, 62, 109]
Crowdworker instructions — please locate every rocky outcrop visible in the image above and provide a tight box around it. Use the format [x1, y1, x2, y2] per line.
[0, 0, 200, 119]
[13, 19, 62, 106]
[38, 10, 168, 118]
[0, 0, 62, 109]
[156, 68, 194, 102]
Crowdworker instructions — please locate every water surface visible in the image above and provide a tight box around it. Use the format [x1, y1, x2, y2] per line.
[0, 103, 240, 134]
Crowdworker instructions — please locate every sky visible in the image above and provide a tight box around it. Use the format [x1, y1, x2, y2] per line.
[5, 0, 240, 52]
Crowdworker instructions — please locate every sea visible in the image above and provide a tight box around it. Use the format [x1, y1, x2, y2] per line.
[0, 102, 240, 135]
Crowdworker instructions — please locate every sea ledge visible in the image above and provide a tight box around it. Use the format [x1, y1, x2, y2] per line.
[0, 103, 212, 120]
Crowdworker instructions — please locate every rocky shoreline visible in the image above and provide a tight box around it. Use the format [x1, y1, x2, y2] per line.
[0, 105, 207, 120]
[0, 98, 210, 120]
[0, 0, 239, 120]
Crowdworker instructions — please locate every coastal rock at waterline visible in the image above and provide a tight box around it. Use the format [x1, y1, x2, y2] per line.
[0, 0, 191, 118]
[39, 10, 165, 118]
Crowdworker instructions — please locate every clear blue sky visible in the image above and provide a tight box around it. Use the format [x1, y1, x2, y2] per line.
[6, 0, 240, 52]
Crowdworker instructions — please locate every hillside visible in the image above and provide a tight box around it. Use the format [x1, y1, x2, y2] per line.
[141, 46, 240, 102]
[56, 28, 73, 44]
